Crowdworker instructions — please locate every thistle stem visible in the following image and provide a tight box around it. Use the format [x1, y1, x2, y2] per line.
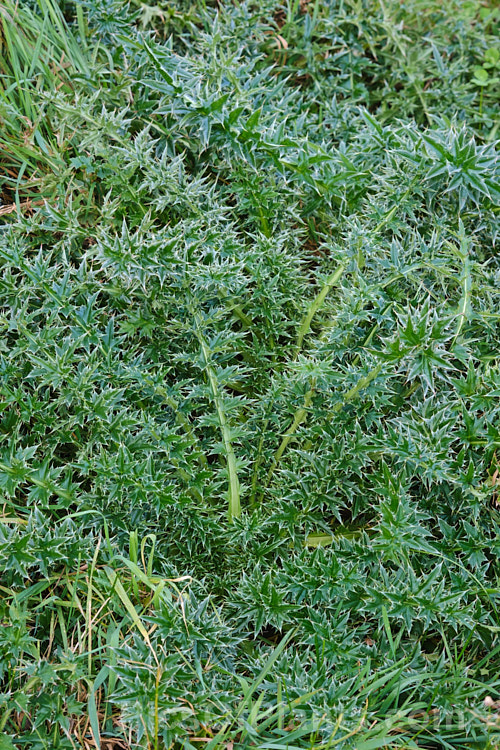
[193, 313, 241, 520]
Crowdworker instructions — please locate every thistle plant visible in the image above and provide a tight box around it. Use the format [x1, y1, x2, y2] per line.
[0, 0, 499, 748]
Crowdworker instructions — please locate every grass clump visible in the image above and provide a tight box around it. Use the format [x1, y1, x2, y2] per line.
[0, 0, 499, 747]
